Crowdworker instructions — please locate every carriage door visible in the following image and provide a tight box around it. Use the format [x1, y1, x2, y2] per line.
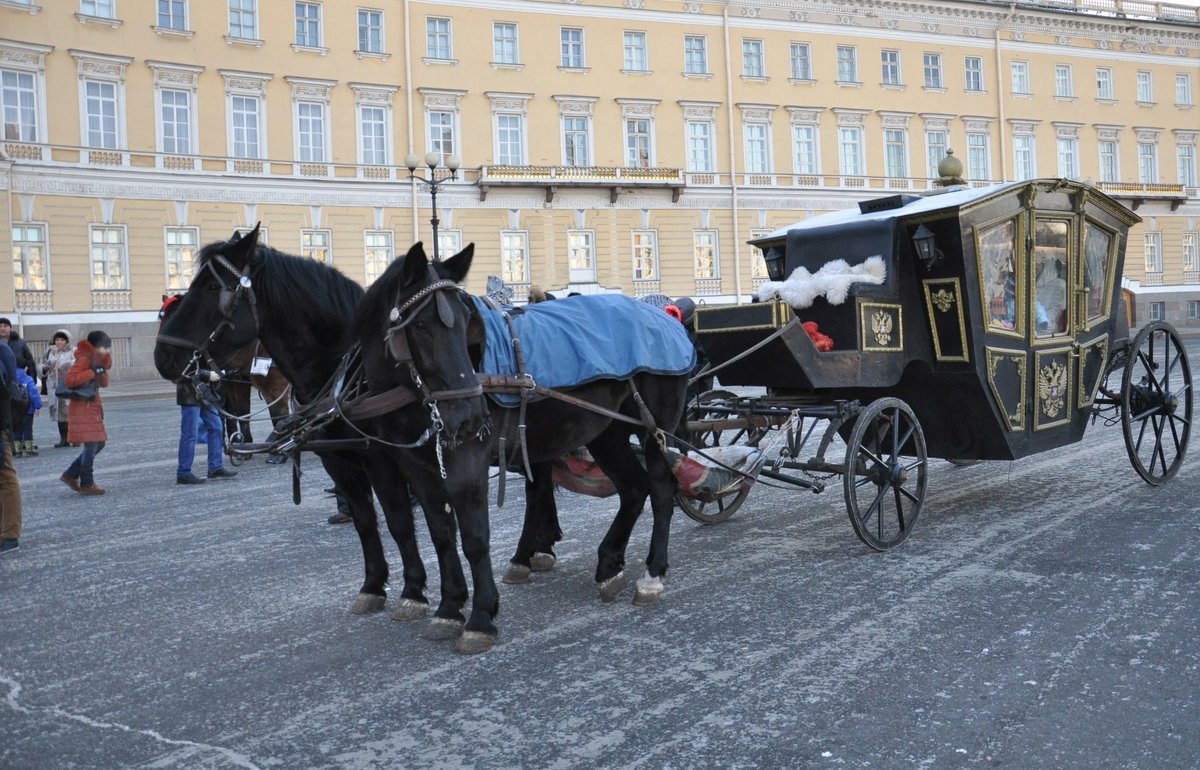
[1029, 217, 1075, 430]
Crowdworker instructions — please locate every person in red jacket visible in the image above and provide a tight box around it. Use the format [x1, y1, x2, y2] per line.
[60, 331, 113, 496]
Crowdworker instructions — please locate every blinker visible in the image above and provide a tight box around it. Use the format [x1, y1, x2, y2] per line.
[435, 291, 455, 328]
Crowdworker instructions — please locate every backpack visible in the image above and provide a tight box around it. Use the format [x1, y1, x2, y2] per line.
[2, 368, 31, 415]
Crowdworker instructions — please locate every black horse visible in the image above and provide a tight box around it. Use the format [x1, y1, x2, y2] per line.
[356, 243, 692, 606]
[153, 227, 499, 654]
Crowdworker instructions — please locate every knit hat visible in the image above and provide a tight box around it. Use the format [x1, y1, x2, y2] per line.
[0, 317, 10, 326]
[53, 329, 71, 343]
[87, 330, 112, 349]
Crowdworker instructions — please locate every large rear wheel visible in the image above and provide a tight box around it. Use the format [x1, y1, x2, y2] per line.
[843, 398, 927, 551]
[1120, 321, 1192, 485]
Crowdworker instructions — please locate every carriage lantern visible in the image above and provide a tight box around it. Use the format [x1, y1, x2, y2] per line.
[405, 152, 461, 262]
[763, 246, 787, 281]
[910, 223, 943, 271]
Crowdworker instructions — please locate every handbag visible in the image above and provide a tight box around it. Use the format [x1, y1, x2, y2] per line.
[56, 379, 98, 401]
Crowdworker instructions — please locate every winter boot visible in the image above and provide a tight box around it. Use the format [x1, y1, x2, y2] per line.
[54, 422, 69, 448]
[25, 440, 38, 457]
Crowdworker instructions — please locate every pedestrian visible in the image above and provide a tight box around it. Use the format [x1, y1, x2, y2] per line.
[0, 341, 23, 555]
[0, 316, 37, 380]
[60, 330, 112, 496]
[11, 367, 42, 457]
[40, 330, 75, 448]
[175, 366, 238, 485]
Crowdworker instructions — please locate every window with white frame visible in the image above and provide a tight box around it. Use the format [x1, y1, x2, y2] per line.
[967, 130, 990, 180]
[496, 112, 524, 165]
[1057, 136, 1080, 178]
[686, 119, 714, 172]
[359, 105, 388, 165]
[157, 0, 187, 30]
[884, 128, 908, 178]
[364, 230, 394, 284]
[1099, 140, 1119, 183]
[836, 46, 857, 83]
[83, 80, 120, 149]
[839, 126, 864, 176]
[1138, 141, 1158, 183]
[561, 27, 584, 69]
[297, 101, 327, 162]
[623, 31, 647, 72]
[793, 124, 818, 174]
[159, 88, 192, 155]
[1178, 74, 1194, 106]
[436, 230, 461, 262]
[229, 0, 257, 39]
[1177, 143, 1196, 187]
[926, 130, 948, 179]
[965, 56, 983, 92]
[568, 230, 595, 282]
[81, 0, 114, 18]
[358, 9, 383, 54]
[500, 231, 529, 284]
[494, 23, 518, 65]
[744, 122, 769, 174]
[1149, 301, 1165, 321]
[295, 2, 321, 47]
[90, 225, 128, 290]
[1183, 232, 1198, 272]
[301, 229, 331, 263]
[233, 226, 268, 244]
[1, 69, 39, 142]
[743, 40, 764, 78]
[1096, 68, 1113, 100]
[231, 94, 262, 158]
[684, 36, 707, 75]
[1013, 133, 1035, 181]
[427, 18, 451, 60]
[563, 115, 591, 167]
[1010, 61, 1030, 94]
[790, 43, 812, 80]
[626, 117, 652, 167]
[1144, 232, 1162, 273]
[632, 230, 658, 281]
[1188, 299, 1200, 319]
[881, 50, 901, 86]
[1055, 65, 1073, 97]
[428, 110, 455, 161]
[694, 230, 719, 279]
[11, 224, 48, 291]
[923, 53, 943, 89]
[1136, 71, 1153, 103]
[164, 226, 197, 291]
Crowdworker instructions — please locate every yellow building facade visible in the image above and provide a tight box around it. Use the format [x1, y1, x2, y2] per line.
[1, 0, 1198, 378]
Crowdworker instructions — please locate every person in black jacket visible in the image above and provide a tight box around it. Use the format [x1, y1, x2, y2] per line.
[0, 342, 24, 555]
[0, 317, 38, 380]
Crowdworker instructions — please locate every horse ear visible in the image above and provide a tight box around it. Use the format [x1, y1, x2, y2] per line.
[227, 223, 261, 267]
[442, 243, 475, 284]
[400, 241, 429, 286]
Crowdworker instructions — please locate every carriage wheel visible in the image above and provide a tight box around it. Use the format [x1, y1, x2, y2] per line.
[843, 397, 927, 551]
[1120, 321, 1192, 485]
[676, 389, 762, 524]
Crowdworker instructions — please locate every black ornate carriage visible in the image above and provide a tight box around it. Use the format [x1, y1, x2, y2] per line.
[684, 179, 1191, 549]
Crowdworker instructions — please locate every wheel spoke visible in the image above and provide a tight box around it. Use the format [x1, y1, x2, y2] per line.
[897, 484, 921, 505]
[892, 486, 908, 532]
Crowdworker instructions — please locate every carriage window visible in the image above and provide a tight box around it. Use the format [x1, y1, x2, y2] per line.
[978, 218, 1020, 334]
[1082, 222, 1113, 321]
[1033, 220, 1070, 338]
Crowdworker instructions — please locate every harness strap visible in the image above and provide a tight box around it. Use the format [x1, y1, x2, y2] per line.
[477, 374, 648, 429]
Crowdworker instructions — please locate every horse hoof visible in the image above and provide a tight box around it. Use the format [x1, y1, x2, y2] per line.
[454, 630, 498, 655]
[502, 563, 532, 584]
[530, 552, 557, 572]
[597, 571, 627, 603]
[421, 617, 464, 641]
[350, 593, 386, 615]
[391, 598, 429, 621]
[633, 574, 665, 607]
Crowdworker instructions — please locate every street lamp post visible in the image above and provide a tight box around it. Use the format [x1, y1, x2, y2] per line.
[405, 151, 460, 262]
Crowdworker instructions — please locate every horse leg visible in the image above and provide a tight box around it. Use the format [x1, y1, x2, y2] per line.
[443, 440, 499, 655]
[585, 426, 651, 603]
[322, 454, 389, 615]
[632, 435, 678, 607]
[503, 462, 560, 584]
[365, 453, 430, 620]
[403, 454, 470, 635]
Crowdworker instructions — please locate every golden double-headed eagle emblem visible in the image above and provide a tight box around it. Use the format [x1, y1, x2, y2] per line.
[871, 310, 893, 346]
[1038, 361, 1067, 418]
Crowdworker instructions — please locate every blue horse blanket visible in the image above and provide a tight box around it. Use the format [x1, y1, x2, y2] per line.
[471, 294, 696, 407]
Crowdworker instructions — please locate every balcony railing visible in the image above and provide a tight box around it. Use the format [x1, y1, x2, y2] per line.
[1096, 181, 1189, 211]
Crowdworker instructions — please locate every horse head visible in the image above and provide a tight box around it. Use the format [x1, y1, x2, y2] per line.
[154, 225, 263, 382]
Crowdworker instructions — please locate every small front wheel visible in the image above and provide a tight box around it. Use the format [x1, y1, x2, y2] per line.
[843, 398, 927, 551]
[1120, 321, 1192, 484]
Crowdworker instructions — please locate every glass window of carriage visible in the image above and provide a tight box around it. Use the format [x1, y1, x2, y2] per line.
[977, 217, 1022, 337]
[1082, 220, 1116, 324]
[1033, 219, 1071, 339]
